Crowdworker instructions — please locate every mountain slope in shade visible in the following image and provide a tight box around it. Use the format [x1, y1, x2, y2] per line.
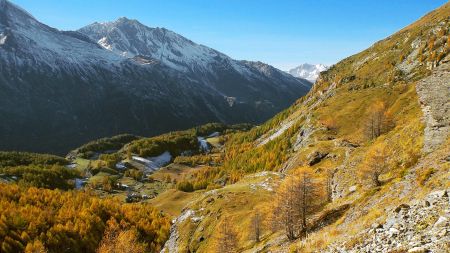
[288, 63, 328, 82]
[0, 0, 311, 154]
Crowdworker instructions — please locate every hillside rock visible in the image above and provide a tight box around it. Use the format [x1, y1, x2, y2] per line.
[416, 56, 450, 153]
[325, 190, 450, 253]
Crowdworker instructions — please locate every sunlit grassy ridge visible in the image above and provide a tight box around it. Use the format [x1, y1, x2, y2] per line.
[212, 1, 449, 178]
[166, 3, 449, 252]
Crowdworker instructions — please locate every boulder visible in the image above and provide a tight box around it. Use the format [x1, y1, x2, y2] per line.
[349, 185, 357, 193]
[408, 246, 428, 253]
[394, 204, 410, 213]
[371, 223, 383, 229]
[389, 227, 399, 235]
[433, 216, 448, 228]
[308, 151, 329, 166]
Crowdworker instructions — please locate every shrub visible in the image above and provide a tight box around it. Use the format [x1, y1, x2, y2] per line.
[193, 180, 208, 191]
[176, 180, 194, 192]
[124, 169, 143, 181]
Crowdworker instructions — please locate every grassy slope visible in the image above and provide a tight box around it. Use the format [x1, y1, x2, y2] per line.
[170, 172, 282, 252]
[166, 2, 449, 252]
[148, 189, 201, 217]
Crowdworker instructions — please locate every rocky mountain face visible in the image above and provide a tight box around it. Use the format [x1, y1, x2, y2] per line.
[288, 63, 328, 82]
[77, 18, 312, 101]
[0, 0, 311, 154]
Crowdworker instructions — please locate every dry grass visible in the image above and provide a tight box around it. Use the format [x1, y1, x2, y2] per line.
[417, 167, 436, 186]
[148, 189, 201, 217]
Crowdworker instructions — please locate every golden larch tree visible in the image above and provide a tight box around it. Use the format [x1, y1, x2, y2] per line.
[273, 167, 326, 240]
[215, 215, 238, 253]
[364, 101, 394, 140]
[359, 143, 392, 187]
[97, 219, 146, 253]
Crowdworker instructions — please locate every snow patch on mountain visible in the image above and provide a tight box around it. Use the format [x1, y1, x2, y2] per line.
[132, 151, 172, 173]
[0, 33, 6, 45]
[288, 63, 328, 82]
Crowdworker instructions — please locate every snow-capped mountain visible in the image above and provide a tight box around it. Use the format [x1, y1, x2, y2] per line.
[79, 18, 229, 74]
[0, 0, 311, 153]
[288, 63, 328, 82]
[78, 18, 312, 88]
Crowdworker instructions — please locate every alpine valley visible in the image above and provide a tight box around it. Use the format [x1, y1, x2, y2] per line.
[0, 1, 449, 253]
[0, 0, 311, 154]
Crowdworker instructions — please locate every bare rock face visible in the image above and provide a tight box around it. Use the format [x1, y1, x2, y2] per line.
[416, 56, 450, 153]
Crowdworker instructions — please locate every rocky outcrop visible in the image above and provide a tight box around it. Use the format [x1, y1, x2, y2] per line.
[416, 56, 450, 153]
[325, 190, 450, 253]
[161, 209, 199, 253]
[307, 151, 329, 166]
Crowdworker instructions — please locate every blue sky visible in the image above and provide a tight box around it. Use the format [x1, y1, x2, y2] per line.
[11, 0, 448, 70]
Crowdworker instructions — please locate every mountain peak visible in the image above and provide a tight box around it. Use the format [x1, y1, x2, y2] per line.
[117, 16, 131, 22]
[288, 63, 328, 82]
[0, 0, 311, 154]
[114, 17, 141, 25]
[78, 19, 218, 70]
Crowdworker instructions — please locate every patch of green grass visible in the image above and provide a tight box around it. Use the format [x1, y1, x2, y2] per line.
[88, 172, 114, 184]
[74, 157, 90, 170]
[206, 137, 221, 147]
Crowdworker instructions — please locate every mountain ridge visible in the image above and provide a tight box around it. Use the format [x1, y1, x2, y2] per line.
[0, 0, 311, 154]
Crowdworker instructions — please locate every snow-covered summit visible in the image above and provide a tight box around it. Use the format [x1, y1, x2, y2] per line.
[78, 18, 228, 73]
[288, 63, 328, 82]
